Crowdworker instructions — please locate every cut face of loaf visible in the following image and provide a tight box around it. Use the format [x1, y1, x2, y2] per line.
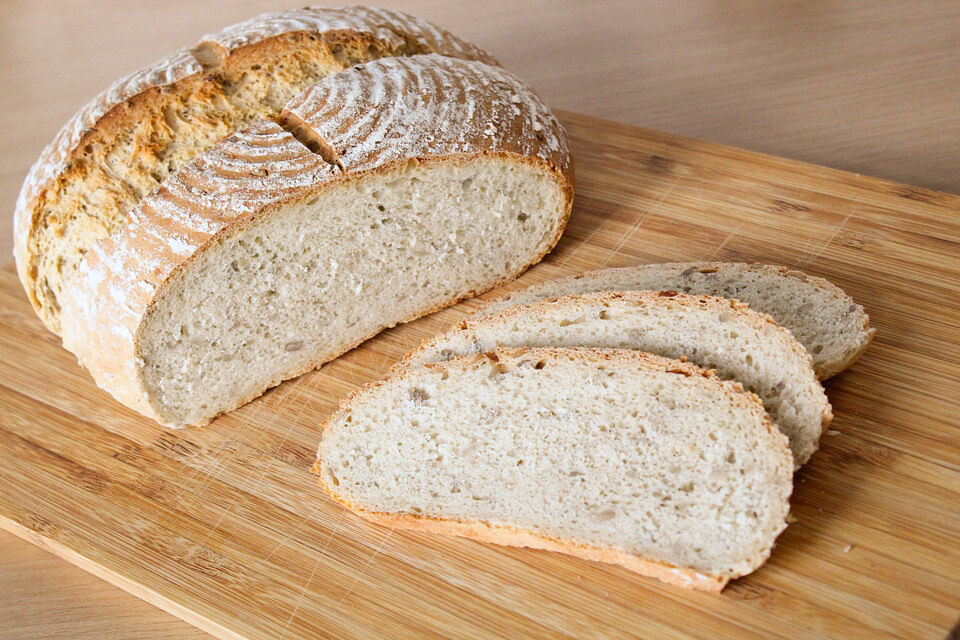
[15, 6, 496, 333]
[59, 55, 573, 428]
[479, 262, 874, 379]
[316, 348, 794, 591]
[403, 290, 831, 467]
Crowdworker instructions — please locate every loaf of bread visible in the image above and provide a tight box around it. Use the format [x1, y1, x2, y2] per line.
[316, 347, 794, 591]
[402, 290, 831, 467]
[58, 54, 573, 427]
[15, 6, 497, 334]
[479, 262, 874, 379]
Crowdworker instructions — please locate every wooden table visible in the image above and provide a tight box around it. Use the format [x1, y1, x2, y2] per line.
[2, 2, 958, 638]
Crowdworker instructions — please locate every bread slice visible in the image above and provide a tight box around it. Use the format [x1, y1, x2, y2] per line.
[59, 55, 573, 428]
[15, 6, 496, 333]
[315, 347, 794, 591]
[402, 290, 831, 467]
[479, 262, 874, 379]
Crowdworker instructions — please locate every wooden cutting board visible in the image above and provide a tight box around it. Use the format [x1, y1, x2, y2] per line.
[1, 112, 958, 640]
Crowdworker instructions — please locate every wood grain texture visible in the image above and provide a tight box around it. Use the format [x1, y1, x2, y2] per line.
[1, 111, 958, 639]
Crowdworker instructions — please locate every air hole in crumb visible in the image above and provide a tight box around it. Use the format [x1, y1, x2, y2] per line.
[409, 387, 430, 403]
[593, 508, 617, 521]
[284, 341, 303, 352]
[599, 310, 611, 320]
[162, 105, 181, 132]
[679, 481, 695, 493]
[534, 360, 546, 369]
[517, 213, 529, 222]
[726, 452, 736, 464]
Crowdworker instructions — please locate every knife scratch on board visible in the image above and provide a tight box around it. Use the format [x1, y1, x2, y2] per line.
[335, 528, 395, 607]
[600, 178, 679, 269]
[799, 210, 855, 269]
[707, 222, 745, 261]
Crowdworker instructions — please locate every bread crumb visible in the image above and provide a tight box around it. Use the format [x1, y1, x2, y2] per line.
[843, 544, 853, 553]
[786, 512, 798, 524]
[826, 429, 841, 436]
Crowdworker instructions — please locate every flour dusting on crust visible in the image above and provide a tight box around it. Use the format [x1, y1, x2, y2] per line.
[14, 6, 498, 333]
[58, 54, 572, 426]
[287, 55, 570, 175]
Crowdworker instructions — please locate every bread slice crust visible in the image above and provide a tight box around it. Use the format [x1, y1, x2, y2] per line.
[315, 347, 794, 592]
[478, 262, 875, 379]
[15, 6, 497, 333]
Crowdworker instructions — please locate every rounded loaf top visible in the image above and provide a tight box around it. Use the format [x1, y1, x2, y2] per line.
[15, 5, 498, 333]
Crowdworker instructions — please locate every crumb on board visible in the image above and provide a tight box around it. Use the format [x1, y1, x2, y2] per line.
[843, 544, 853, 553]
[827, 430, 841, 436]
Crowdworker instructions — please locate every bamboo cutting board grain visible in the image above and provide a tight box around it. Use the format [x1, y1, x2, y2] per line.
[1, 112, 958, 640]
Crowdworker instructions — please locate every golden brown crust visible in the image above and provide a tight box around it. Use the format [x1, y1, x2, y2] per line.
[15, 6, 498, 333]
[58, 55, 573, 428]
[313, 347, 792, 591]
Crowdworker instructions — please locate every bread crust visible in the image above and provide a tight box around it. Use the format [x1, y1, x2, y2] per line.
[15, 6, 498, 332]
[59, 55, 573, 428]
[314, 347, 794, 591]
[480, 262, 875, 379]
